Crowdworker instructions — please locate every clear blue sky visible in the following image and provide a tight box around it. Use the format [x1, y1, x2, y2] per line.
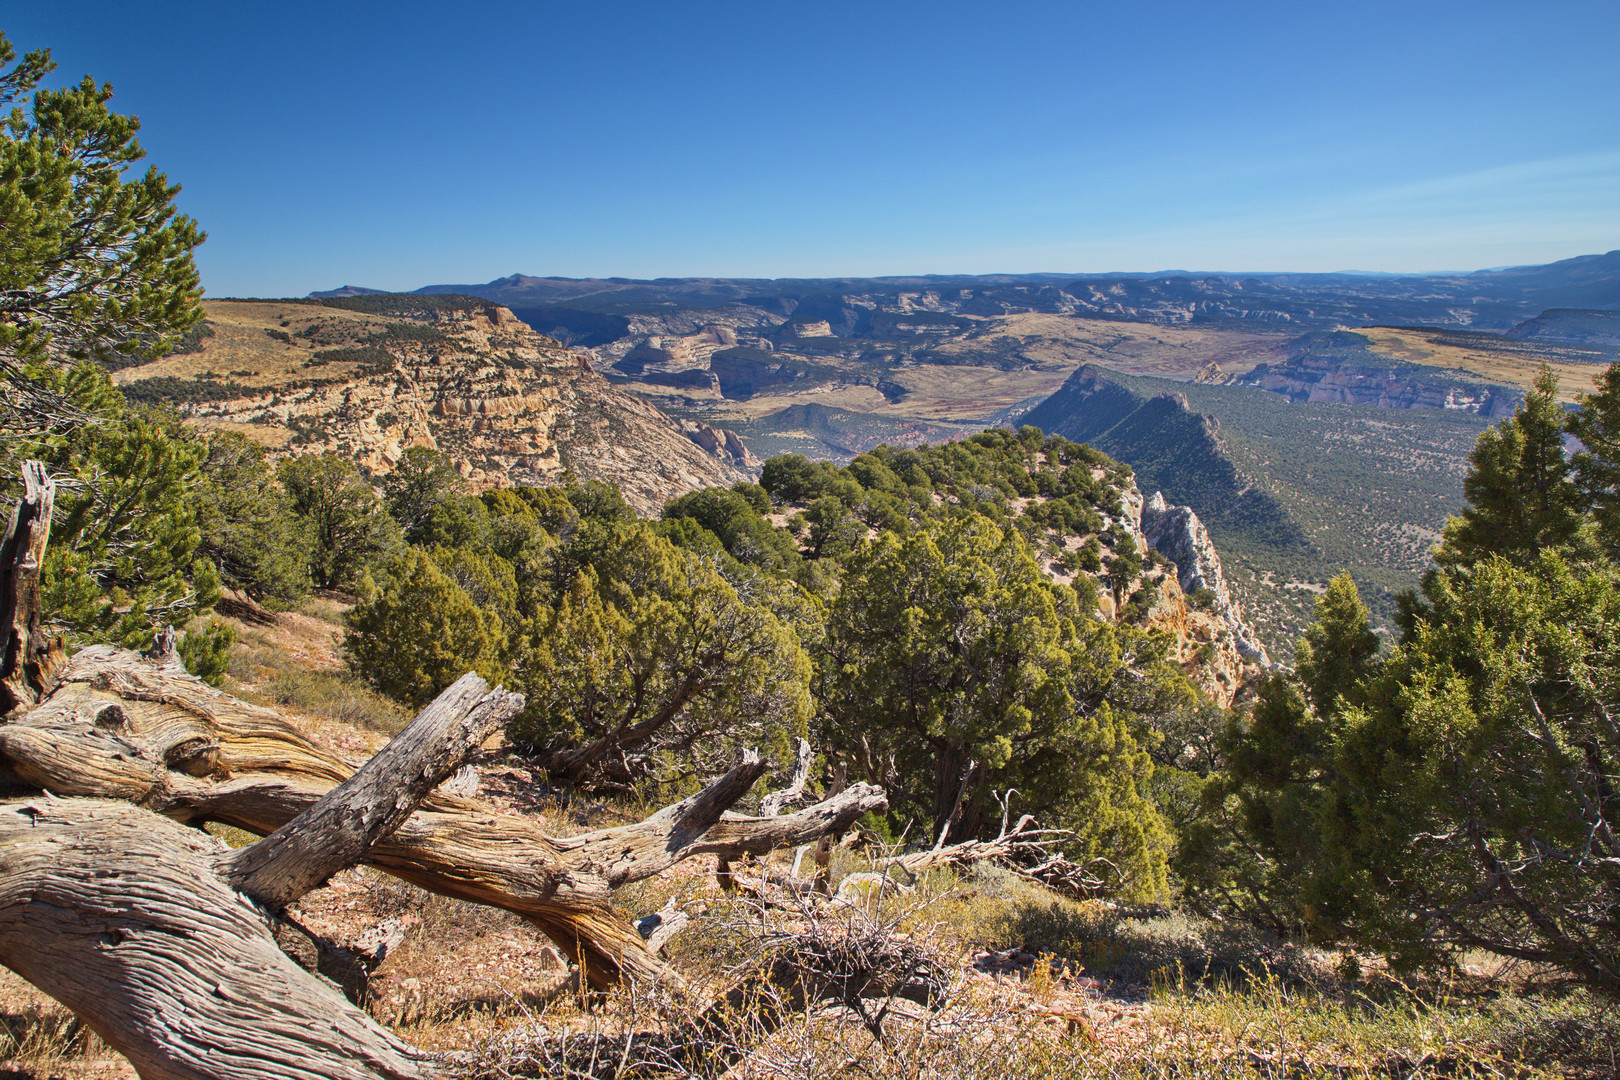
[10, 1, 1619, 295]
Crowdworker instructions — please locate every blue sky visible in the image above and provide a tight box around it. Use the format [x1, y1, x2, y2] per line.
[10, 1, 1619, 295]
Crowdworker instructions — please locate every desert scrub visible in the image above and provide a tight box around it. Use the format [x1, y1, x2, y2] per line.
[225, 626, 407, 733]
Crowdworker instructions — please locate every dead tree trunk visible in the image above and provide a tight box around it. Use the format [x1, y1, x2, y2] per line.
[0, 668, 524, 1080]
[0, 461, 63, 713]
[0, 798, 442, 1080]
[0, 643, 886, 987]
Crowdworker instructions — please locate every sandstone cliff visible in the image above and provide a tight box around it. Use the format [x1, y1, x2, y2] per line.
[994, 461, 1266, 707]
[1142, 492, 1269, 666]
[115, 298, 755, 516]
[1102, 484, 1268, 707]
[1237, 331, 1521, 417]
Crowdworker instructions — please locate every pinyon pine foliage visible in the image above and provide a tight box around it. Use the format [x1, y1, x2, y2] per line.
[0, 31, 228, 660]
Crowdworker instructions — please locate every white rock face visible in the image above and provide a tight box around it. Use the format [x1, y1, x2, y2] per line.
[1140, 491, 1269, 666]
[143, 300, 755, 517]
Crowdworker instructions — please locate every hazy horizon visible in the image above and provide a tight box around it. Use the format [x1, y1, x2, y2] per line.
[306, 252, 1615, 297]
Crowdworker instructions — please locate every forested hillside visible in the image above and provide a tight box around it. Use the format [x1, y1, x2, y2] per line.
[1023, 364, 1493, 648]
[1200, 364, 1620, 1003]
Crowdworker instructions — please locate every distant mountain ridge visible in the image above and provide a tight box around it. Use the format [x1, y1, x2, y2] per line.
[1505, 308, 1620, 349]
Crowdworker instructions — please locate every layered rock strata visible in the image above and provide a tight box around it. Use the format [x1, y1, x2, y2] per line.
[119, 300, 755, 516]
[1141, 492, 1269, 666]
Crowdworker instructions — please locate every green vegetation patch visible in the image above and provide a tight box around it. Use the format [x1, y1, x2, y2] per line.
[306, 345, 396, 374]
[320, 292, 499, 320]
[122, 375, 255, 405]
[366, 322, 450, 348]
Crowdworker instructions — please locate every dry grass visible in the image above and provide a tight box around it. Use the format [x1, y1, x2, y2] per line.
[1, 827, 1611, 1079]
[107, 300, 392, 390]
[221, 612, 408, 736]
[459, 862, 1616, 1079]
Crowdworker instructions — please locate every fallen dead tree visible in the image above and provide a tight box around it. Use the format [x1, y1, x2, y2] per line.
[2, 638, 890, 988]
[0, 463, 892, 1077]
[716, 793, 1120, 911]
[877, 805, 1122, 899]
[0, 670, 520, 1079]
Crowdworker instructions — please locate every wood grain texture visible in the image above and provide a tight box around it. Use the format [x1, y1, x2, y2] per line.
[220, 672, 522, 909]
[0, 798, 442, 1080]
[0, 461, 63, 713]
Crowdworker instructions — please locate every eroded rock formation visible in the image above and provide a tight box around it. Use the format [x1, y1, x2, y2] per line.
[1141, 491, 1270, 669]
[121, 300, 756, 516]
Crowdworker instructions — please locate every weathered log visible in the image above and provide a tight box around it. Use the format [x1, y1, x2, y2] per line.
[633, 897, 692, 958]
[0, 797, 444, 1080]
[0, 671, 529, 1079]
[759, 736, 813, 816]
[810, 760, 850, 893]
[220, 671, 523, 909]
[0, 644, 887, 987]
[876, 799, 1118, 898]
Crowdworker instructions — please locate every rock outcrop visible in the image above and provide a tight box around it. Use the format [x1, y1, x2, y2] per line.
[1238, 331, 1521, 417]
[1141, 492, 1269, 666]
[117, 299, 756, 516]
[1107, 486, 1268, 706]
[1017, 461, 1267, 707]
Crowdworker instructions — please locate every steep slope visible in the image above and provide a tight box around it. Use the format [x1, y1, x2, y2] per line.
[113, 296, 754, 515]
[760, 438, 1268, 706]
[1105, 483, 1270, 705]
[1504, 308, 1620, 349]
[1022, 365, 1492, 651]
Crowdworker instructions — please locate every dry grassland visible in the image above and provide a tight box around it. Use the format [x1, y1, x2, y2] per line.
[108, 300, 392, 388]
[1355, 327, 1605, 402]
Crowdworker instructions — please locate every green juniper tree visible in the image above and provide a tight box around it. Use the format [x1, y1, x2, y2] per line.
[1438, 365, 1583, 569]
[278, 454, 400, 591]
[1213, 372, 1620, 996]
[346, 546, 507, 708]
[196, 432, 309, 606]
[1569, 358, 1620, 553]
[819, 513, 1184, 898]
[383, 445, 464, 544]
[41, 397, 220, 651]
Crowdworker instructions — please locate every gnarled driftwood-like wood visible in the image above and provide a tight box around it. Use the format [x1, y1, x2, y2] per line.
[219, 671, 523, 909]
[0, 672, 526, 1078]
[0, 461, 63, 714]
[0, 644, 887, 987]
[0, 797, 445, 1080]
